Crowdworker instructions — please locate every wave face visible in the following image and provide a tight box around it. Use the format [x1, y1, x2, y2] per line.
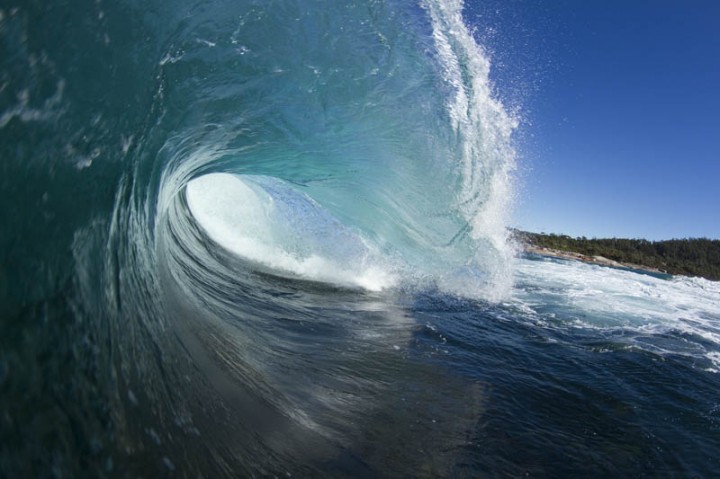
[148, 0, 519, 297]
[3, 0, 719, 477]
[0, 0, 517, 475]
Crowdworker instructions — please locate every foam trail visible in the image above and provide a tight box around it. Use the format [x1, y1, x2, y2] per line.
[513, 256, 720, 372]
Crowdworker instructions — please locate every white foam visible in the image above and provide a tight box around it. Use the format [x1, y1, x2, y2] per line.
[706, 352, 720, 373]
[512, 256, 720, 369]
[185, 173, 396, 291]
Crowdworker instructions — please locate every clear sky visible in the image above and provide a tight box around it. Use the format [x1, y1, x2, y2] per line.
[465, 0, 720, 240]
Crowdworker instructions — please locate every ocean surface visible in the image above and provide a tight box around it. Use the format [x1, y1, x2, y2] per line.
[2, 0, 719, 477]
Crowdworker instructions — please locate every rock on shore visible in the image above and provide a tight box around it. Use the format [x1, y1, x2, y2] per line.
[525, 246, 667, 275]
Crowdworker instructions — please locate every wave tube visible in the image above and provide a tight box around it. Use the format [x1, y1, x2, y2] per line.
[185, 173, 395, 290]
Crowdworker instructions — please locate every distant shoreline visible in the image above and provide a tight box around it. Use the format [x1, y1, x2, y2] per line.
[524, 245, 669, 277]
[514, 231, 720, 281]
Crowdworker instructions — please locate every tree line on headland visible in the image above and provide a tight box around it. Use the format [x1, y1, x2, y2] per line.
[515, 231, 720, 281]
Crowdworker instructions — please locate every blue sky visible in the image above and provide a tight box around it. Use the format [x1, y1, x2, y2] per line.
[466, 0, 720, 240]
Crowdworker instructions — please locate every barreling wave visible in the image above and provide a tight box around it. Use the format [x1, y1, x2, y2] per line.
[147, 0, 519, 300]
[1, 0, 517, 476]
[5, 1, 720, 477]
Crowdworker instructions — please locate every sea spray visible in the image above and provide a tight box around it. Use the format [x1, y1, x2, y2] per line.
[424, 0, 519, 299]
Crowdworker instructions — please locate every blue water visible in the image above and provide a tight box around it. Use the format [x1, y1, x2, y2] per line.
[1, 0, 719, 477]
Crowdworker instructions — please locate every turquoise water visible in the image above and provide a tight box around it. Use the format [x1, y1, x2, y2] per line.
[2, 1, 719, 477]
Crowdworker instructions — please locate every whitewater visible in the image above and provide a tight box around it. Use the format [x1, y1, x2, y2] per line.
[1, 0, 719, 477]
